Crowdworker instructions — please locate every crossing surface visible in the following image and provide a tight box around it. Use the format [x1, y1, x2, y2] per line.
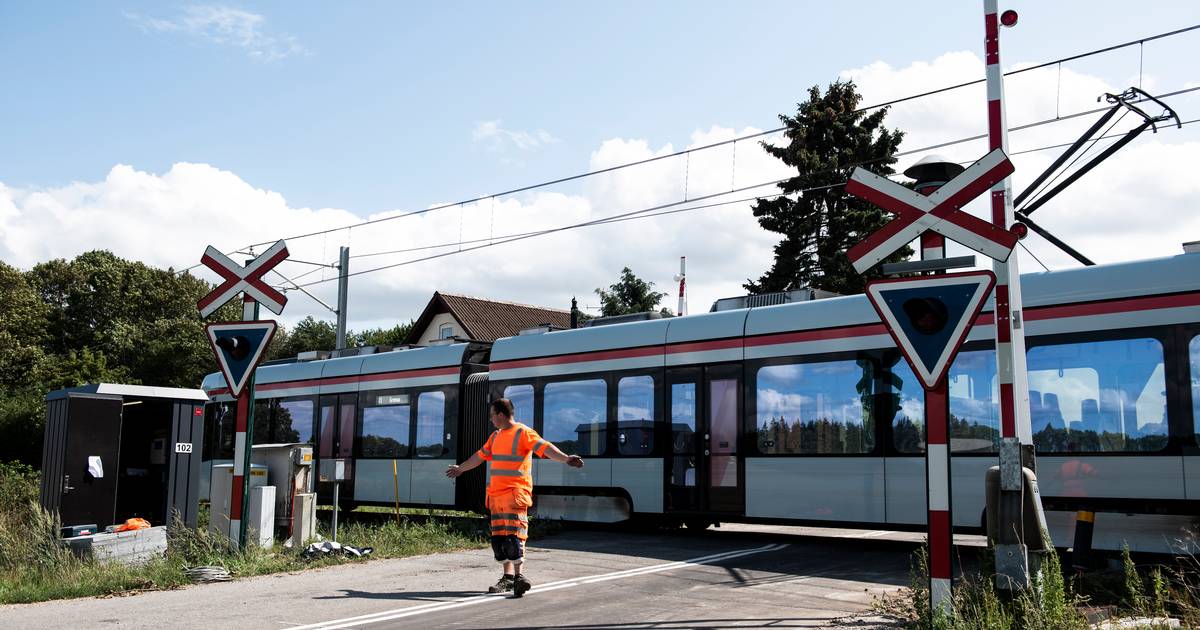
[2, 524, 986, 629]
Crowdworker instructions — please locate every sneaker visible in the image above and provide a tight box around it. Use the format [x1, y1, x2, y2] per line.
[512, 574, 532, 598]
[488, 575, 514, 594]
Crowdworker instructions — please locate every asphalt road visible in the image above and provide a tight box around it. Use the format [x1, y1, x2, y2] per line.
[3, 525, 982, 629]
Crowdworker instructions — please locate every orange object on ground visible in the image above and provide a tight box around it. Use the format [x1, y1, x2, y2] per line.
[113, 517, 151, 532]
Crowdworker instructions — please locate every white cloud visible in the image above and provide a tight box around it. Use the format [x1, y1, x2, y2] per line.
[841, 51, 1200, 270]
[3, 50, 1196, 345]
[126, 5, 307, 61]
[472, 120, 560, 151]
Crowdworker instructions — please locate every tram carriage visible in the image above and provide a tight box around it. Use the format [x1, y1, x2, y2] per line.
[201, 250, 1200, 553]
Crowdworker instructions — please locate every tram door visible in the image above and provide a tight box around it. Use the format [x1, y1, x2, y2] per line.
[317, 394, 357, 501]
[666, 364, 743, 515]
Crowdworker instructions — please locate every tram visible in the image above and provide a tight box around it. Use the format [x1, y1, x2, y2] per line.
[201, 250, 1200, 553]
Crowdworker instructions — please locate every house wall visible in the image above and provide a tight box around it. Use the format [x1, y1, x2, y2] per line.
[415, 312, 461, 345]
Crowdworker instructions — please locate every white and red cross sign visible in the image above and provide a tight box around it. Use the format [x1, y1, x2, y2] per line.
[197, 240, 290, 317]
[845, 147, 1019, 273]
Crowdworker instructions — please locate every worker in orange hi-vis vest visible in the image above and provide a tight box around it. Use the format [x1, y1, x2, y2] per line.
[446, 397, 584, 597]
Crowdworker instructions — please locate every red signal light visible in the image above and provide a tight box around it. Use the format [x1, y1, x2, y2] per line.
[1000, 10, 1018, 27]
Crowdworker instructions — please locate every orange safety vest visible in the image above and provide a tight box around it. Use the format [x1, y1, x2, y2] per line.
[478, 422, 550, 495]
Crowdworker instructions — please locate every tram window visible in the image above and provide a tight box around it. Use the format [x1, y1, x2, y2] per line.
[503, 384, 534, 424]
[1190, 335, 1200, 441]
[617, 376, 655, 455]
[415, 391, 448, 457]
[543, 379, 607, 456]
[1028, 337, 1167, 453]
[253, 399, 272, 445]
[204, 403, 236, 460]
[755, 360, 875, 455]
[274, 398, 314, 444]
[891, 351, 1001, 454]
[360, 403, 411, 458]
[671, 382, 697, 456]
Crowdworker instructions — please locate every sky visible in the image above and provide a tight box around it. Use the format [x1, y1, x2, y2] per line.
[2, 1, 1199, 334]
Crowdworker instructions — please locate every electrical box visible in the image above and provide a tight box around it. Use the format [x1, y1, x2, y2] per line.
[251, 444, 314, 529]
[246, 485, 275, 548]
[41, 384, 207, 532]
[319, 458, 349, 482]
[291, 492, 316, 546]
[208, 463, 268, 539]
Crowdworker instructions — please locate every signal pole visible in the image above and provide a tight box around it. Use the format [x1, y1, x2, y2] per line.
[983, 1, 1046, 590]
[335, 246, 350, 350]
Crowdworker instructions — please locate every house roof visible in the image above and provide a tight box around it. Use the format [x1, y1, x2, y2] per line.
[405, 292, 572, 344]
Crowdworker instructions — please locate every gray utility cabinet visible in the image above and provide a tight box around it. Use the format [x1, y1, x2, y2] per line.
[41, 384, 208, 531]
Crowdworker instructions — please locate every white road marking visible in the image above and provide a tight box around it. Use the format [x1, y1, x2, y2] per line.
[287, 543, 788, 629]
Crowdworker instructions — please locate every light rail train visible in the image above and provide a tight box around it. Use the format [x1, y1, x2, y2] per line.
[201, 251, 1200, 553]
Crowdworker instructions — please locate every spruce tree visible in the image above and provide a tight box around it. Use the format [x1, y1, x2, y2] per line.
[746, 80, 908, 295]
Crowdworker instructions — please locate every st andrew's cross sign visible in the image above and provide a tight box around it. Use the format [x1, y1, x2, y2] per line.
[845, 147, 1020, 273]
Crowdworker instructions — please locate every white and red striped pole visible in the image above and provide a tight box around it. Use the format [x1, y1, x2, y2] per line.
[906, 161, 957, 617]
[229, 293, 261, 547]
[925, 384, 953, 615]
[984, 1, 1032, 448]
[985, 0, 1042, 589]
[675, 256, 687, 316]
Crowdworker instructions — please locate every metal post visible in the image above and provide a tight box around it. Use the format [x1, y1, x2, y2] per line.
[910, 161, 954, 618]
[331, 482, 340, 542]
[984, 0, 1039, 589]
[231, 295, 260, 549]
[676, 256, 687, 316]
[925, 384, 953, 617]
[335, 246, 349, 351]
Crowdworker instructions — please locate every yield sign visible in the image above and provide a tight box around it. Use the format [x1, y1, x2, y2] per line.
[197, 240, 290, 317]
[845, 148, 1019, 273]
[205, 321, 277, 397]
[865, 270, 995, 389]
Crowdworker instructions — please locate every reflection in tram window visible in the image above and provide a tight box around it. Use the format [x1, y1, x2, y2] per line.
[415, 391, 447, 457]
[204, 403, 236, 459]
[1190, 336, 1200, 441]
[670, 382, 696, 486]
[275, 398, 314, 444]
[543, 379, 607, 456]
[892, 351, 1000, 454]
[755, 360, 875, 454]
[360, 404, 411, 458]
[617, 376, 654, 455]
[503, 384, 534, 424]
[1028, 337, 1167, 453]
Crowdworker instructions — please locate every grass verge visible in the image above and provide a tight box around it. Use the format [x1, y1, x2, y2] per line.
[0, 462, 560, 605]
[872, 540, 1200, 629]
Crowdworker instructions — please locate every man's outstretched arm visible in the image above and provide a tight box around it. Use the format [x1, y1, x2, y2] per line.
[446, 451, 486, 478]
[540, 443, 584, 468]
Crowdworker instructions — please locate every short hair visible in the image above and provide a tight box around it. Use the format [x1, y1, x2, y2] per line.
[490, 398, 515, 419]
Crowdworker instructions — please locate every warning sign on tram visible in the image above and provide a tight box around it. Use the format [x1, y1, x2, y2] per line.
[205, 321, 277, 397]
[865, 271, 995, 389]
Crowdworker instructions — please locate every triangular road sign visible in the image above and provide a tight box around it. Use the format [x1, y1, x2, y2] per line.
[865, 271, 995, 389]
[205, 321, 277, 397]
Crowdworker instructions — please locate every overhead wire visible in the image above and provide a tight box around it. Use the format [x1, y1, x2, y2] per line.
[340, 93, 1198, 267]
[293, 97, 1198, 288]
[197, 24, 1200, 259]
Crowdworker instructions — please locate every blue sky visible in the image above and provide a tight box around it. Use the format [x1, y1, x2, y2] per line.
[2, 2, 1199, 328]
[5, 1, 1195, 214]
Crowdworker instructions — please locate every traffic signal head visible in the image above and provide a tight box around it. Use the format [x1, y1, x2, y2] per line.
[902, 297, 949, 335]
[215, 335, 252, 360]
